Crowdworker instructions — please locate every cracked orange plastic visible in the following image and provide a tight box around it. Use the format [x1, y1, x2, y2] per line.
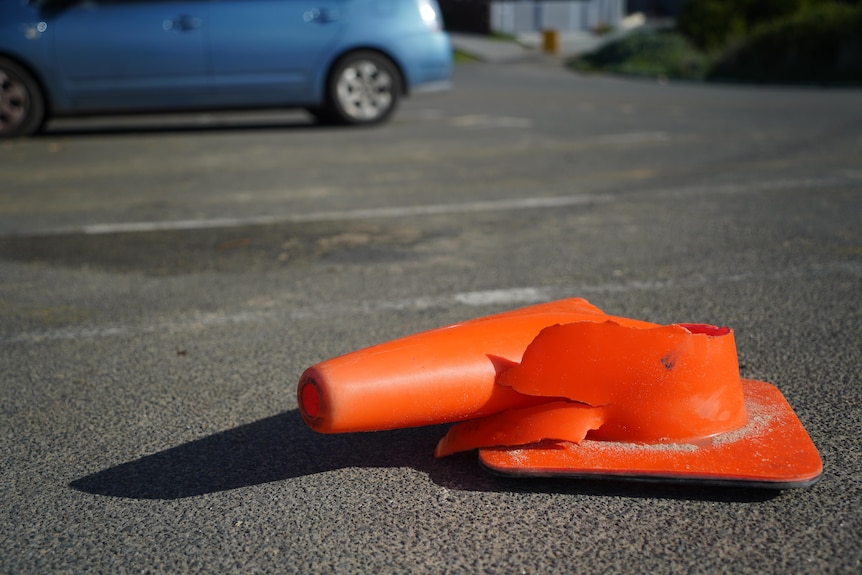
[434, 321, 747, 457]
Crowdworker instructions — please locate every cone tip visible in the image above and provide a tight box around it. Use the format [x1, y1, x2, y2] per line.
[298, 374, 321, 420]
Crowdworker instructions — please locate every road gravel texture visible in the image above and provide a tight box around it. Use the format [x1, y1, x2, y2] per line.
[1, 62, 861, 574]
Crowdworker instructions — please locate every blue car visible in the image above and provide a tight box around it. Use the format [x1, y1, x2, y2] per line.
[0, 0, 452, 136]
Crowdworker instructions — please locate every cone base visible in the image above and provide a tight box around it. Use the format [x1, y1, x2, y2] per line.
[479, 379, 823, 489]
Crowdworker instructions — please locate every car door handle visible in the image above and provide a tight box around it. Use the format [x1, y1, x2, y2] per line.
[303, 8, 339, 23]
[163, 15, 202, 32]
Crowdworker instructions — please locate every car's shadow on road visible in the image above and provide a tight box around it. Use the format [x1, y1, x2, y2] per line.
[69, 410, 780, 503]
[39, 113, 348, 138]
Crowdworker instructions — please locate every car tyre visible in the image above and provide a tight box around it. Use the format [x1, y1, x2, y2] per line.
[0, 57, 46, 138]
[323, 51, 401, 126]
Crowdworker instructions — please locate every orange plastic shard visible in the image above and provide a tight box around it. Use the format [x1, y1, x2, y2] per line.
[434, 401, 607, 458]
[296, 298, 823, 488]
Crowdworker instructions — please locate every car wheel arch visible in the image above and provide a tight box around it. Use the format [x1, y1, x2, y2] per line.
[0, 53, 52, 136]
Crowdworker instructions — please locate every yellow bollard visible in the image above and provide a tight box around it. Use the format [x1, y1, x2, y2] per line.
[542, 29, 560, 55]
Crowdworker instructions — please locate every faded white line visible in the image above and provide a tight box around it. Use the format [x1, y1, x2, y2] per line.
[594, 132, 670, 146]
[78, 195, 600, 235]
[651, 176, 859, 199]
[6, 261, 861, 345]
[20, 173, 860, 239]
[2, 287, 561, 344]
[449, 115, 533, 129]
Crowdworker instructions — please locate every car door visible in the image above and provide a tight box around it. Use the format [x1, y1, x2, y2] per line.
[49, 0, 209, 110]
[207, 0, 345, 105]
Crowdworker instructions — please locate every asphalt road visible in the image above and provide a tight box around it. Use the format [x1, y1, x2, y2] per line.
[1, 61, 861, 574]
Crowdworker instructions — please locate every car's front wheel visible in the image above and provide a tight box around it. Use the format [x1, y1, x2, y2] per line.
[323, 51, 401, 126]
[0, 57, 45, 138]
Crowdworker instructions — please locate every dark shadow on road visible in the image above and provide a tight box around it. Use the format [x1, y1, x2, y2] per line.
[70, 411, 449, 500]
[38, 113, 348, 138]
[69, 410, 779, 503]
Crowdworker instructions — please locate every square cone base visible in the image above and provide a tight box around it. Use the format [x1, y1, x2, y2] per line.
[479, 379, 823, 489]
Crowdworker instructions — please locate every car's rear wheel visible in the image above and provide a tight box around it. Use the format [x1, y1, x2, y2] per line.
[0, 57, 45, 138]
[323, 51, 401, 126]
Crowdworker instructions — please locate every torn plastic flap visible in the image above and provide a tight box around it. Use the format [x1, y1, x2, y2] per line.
[434, 321, 747, 456]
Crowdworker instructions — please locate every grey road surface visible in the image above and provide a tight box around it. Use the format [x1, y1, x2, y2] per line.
[2, 62, 861, 574]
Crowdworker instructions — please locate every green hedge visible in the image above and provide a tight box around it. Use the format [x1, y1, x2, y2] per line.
[709, 2, 862, 84]
[570, 31, 713, 79]
[677, 0, 811, 51]
[569, 1, 862, 86]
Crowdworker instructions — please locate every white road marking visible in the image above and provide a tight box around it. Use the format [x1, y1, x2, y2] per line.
[23, 172, 858, 239]
[0, 287, 593, 344]
[449, 114, 533, 129]
[78, 195, 601, 235]
[594, 132, 670, 146]
[5, 261, 860, 345]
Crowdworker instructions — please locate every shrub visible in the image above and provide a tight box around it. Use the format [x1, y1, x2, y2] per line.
[570, 1, 862, 86]
[677, 0, 747, 51]
[570, 31, 713, 80]
[677, 0, 812, 51]
[709, 2, 862, 84]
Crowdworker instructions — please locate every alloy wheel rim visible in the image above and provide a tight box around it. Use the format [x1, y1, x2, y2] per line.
[0, 70, 29, 134]
[336, 61, 393, 121]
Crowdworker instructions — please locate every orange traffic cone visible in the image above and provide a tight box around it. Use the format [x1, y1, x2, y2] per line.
[297, 298, 823, 488]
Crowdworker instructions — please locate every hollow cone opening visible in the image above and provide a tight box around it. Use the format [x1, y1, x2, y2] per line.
[300, 380, 321, 419]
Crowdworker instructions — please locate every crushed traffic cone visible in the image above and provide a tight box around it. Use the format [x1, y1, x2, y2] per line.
[297, 298, 823, 488]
